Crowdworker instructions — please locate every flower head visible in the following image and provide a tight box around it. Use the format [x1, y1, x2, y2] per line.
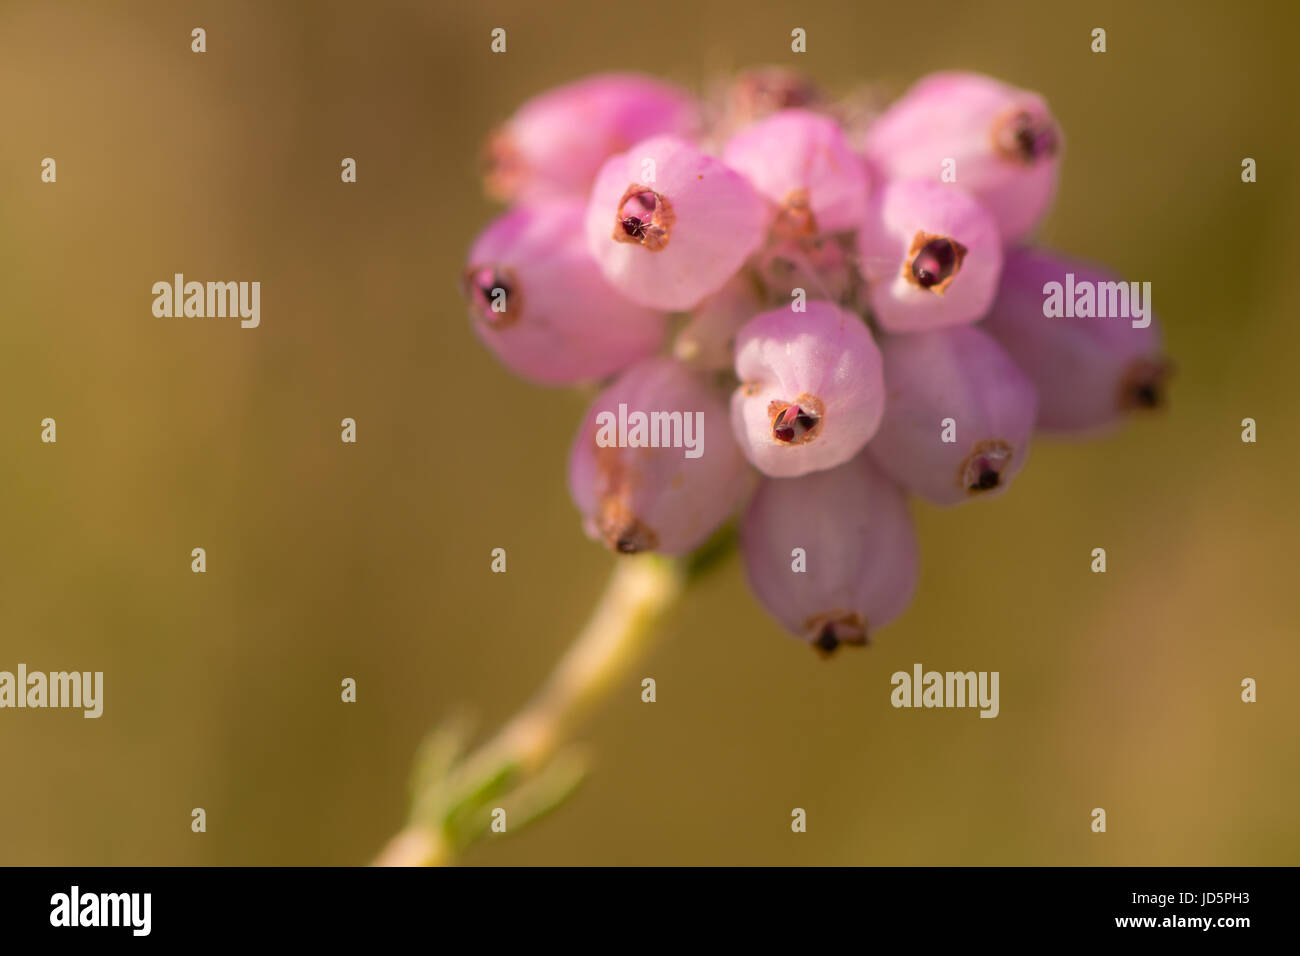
[468, 68, 1167, 653]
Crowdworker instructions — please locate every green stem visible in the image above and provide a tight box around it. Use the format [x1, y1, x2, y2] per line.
[374, 552, 689, 867]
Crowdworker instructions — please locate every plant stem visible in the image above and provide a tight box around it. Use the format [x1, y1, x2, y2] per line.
[374, 553, 685, 866]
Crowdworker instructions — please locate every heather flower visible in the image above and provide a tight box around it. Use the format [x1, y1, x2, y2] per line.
[584, 136, 767, 311]
[740, 451, 918, 654]
[981, 247, 1168, 432]
[483, 73, 699, 203]
[863, 71, 1062, 242]
[458, 68, 1166, 657]
[722, 108, 870, 238]
[731, 302, 885, 478]
[867, 325, 1037, 505]
[568, 357, 754, 555]
[389, 63, 1175, 867]
[462, 201, 666, 385]
[858, 179, 1003, 333]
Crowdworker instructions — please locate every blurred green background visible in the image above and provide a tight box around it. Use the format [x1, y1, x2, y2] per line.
[1, 0, 1296, 865]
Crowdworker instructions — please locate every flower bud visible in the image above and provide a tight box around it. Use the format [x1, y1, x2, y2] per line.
[741, 452, 918, 655]
[867, 326, 1036, 505]
[462, 202, 666, 385]
[585, 136, 767, 311]
[484, 73, 699, 203]
[722, 109, 869, 237]
[864, 71, 1062, 241]
[731, 302, 885, 478]
[568, 358, 755, 555]
[859, 179, 1003, 333]
[981, 247, 1168, 432]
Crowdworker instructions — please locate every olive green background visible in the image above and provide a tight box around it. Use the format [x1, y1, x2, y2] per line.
[1, 0, 1296, 865]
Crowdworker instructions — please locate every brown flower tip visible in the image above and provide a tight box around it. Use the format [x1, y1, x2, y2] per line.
[596, 498, 659, 554]
[1119, 357, 1172, 412]
[959, 439, 1013, 495]
[592, 446, 657, 553]
[773, 188, 818, 239]
[991, 107, 1059, 164]
[805, 613, 868, 658]
[482, 127, 526, 201]
[904, 232, 967, 295]
[768, 394, 825, 444]
[462, 265, 522, 328]
[612, 184, 674, 251]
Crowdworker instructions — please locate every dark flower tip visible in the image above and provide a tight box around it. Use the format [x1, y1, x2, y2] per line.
[1120, 358, 1172, 412]
[768, 395, 825, 444]
[462, 265, 520, 328]
[807, 614, 868, 658]
[597, 499, 659, 555]
[612, 184, 674, 251]
[905, 232, 968, 295]
[960, 440, 1013, 495]
[992, 108, 1059, 164]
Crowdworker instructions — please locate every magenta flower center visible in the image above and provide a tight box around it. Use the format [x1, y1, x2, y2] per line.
[769, 397, 824, 444]
[620, 191, 657, 238]
[902, 232, 969, 295]
[612, 185, 674, 251]
[911, 238, 960, 288]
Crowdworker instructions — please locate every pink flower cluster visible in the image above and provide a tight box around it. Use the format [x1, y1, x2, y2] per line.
[463, 69, 1169, 657]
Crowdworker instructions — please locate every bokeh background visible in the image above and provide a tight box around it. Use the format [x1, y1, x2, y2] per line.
[1, 0, 1296, 865]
